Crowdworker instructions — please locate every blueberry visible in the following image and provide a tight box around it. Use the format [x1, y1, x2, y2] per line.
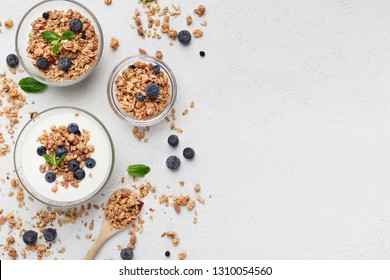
[43, 228, 57, 242]
[6, 54, 19, 68]
[37, 146, 47, 156]
[168, 135, 179, 147]
[36, 57, 50, 70]
[67, 123, 79, 134]
[55, 146, 67, 157]
[45, 172, 56, 183]
[183, 147, 195, 159]
[22, 230, 38, 245]
[135, 93, 144, 101]
[74, 169, 85, 180]
[68, 160, 79, 172]
[120, 248, 134, 260]
[152, 64, 160, 74]
[200, 51, 205, 57]
[145, 83, 160, 99]
[42, 12, 49, 20]
[58, 57, 71, 71]
[69, 18, 83, 32]
[178, 30, 192, 45]
[85, 158, 96, 169]
[166, 155, 181, 170]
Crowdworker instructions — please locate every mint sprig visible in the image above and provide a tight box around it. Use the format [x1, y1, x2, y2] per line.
[127, 164, 150, 177]
[19, 77, 47, 93]
[42, 151, 66, 170]
[41, 30, 75, 54]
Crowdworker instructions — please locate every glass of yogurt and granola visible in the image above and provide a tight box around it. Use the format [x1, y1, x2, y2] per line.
[14, 107, 114, 207]
[16, 0, 103, 86]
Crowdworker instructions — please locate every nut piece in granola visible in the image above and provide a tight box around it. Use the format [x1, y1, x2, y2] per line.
[110, 37, 119, 50]
[186, 15, 192, 25]
[193, 28, 203, 38]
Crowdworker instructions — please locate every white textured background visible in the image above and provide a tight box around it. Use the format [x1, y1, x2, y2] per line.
[1, 0, 390, 260]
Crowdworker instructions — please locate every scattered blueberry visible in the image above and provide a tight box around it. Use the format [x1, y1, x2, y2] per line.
[6, 54, 19, 68]
[120, 248, 134, 260]
[166, 155, 181, 170]
[58, 56, 71, 71]
[178, 30, 192, 45]
[135, 93, 144, 101]
[145, 83, 160, 99]
[74, 169, 85, 180]
[43, 228, 57, 242]
[81, 32, 87, 40]
[69, 18, 83, 32]
[22, 230, 38, 245]
[67, 123, 79, 134]
[36, 57, 50, 70]
[42, 12, 49, 20]
[200, 51, 205, 57]
[45, 172, 56, 183]
[68, 160, 79, 172]
[168, 135, 179, 147]
[37, 146, 47, 156]
[55, 146, 68, 157]
[85, 158, 96, 169]
[165, 251, 171, 257]
[183, 147, 195, 159]
[152, 64, 160, 74]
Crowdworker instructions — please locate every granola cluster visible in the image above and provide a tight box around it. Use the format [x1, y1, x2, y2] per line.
[27, 9, 99, 81]
[37, 124, 95, 190]
[115, 61, 170, 120]
[104, 189, 143, 228]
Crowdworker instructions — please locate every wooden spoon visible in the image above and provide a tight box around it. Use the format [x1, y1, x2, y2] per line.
[84, 188, 143, 260]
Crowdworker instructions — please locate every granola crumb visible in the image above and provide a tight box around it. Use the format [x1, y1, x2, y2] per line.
[193, 29, 203, 38]
[186, 15, 192, 25]
[178, 252, 187, 260]
[155, 50, 163, 60]
[4, 19, 13, 28]
[85, 233, 92, 239]
[194, 184, 201, 192]
[194, 5, 206, 16]
[190, 101, 195, 108]
[104, 0, 112, 5]
[179, 181, 185, 187]
[172, 238, 180, 246]
[193, 217, 198, 224]
[138, 48, 147, 55]
[200, 20, 208, 26]
[11, 178, 19, 188]
[58, 247, 66, 253]
[51, 185, 58, 193]
[182, 109, 188, 116]
[110, 37, 119, 50]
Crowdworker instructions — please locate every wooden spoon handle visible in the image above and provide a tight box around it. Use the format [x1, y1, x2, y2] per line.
[84, 233, 108, 260]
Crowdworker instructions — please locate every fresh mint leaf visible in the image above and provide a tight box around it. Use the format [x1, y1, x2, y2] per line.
[56, 154, 66, 166]
[41, 31, 61, 43]
[61, 31, 75, 40]
[52, 43, 60, 54]
[42, 153, 55, 165]
[127, 164, 151, 177]
[19, 77, 47, 93]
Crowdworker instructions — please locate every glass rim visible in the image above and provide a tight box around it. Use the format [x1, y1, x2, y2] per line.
[15, 0, 104, 87]
[107, 55, 177, 127]
[13, 106, 115, 208]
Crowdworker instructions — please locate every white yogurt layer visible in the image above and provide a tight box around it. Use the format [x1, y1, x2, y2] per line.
[14, 107, 113, 206]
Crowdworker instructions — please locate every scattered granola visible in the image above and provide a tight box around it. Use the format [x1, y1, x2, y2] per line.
[186, 15, 192, 25]
[26, 9, 99, 81]
[193, 28, 203, 38]
[194, 5, 206, 17]
[194, 184, 201, 193]
[178, 251, 187, 260]
[115, 61, 170, 120]
[155, 50, 163, 59]
[4, 19, 13, 28]
[110, 37, 119, 50]
[104, 0, 112, 5]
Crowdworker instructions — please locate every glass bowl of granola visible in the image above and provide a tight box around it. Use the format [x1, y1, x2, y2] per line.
[14, 107, 115, 207]
[107, 55, 177, 127]
[15, 0, 103, 87]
